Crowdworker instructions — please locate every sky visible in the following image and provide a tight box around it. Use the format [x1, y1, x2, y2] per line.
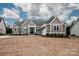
[0, 3, 79, 26]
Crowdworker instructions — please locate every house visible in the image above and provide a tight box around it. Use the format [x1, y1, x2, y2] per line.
[70, 18, 79, 36]
[0, 17, 6, 34]
[41, 16, 67, 36]
[12, 16, 67, 36]
[12, 19, 46, 35]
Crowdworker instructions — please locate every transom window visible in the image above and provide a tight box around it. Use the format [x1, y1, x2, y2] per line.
[54, 26, 59, 31]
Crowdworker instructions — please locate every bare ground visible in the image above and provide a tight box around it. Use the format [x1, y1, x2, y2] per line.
[0, 35, 79, 56]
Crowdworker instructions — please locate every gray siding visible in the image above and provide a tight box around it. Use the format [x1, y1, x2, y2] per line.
[46, 25, 50, 33]
[36, 28, 42, 34]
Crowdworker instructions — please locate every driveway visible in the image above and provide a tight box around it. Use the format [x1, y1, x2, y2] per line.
[0, 35, 79, 56]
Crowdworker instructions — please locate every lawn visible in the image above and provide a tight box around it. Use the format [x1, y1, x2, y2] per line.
[0, 35, 79, 56]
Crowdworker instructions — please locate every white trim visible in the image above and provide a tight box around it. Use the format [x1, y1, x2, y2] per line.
[28, 21, 36, 27]
[21, 19, 29, 26]
[50, 24, 51, 33]
[12, 27, 19, 28]
[49, 17, 56, 24]
[42, 27, 47, 35]
[21, 27, 27, 28]
[47, 32, 66, 34]
[28, 27, 29, 34]
[41, 24, 46, 28]
[45, 25, 47, 35]
[49, 17, 64, 25]
[21, 19, 37, 27]
[28, 26, 36, 34]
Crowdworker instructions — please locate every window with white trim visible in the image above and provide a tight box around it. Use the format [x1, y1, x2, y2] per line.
[54, 26, 59, 31]
[57, 26, 59, 31]
[54, 26, 56, 31]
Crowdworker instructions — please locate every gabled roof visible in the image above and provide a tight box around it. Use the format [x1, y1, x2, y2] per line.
[45, 16, 67, 25]
[46, 16, 55, 23]
[71, 17, 79, 30]
[73, 18, 79, 26]
[14, 20, 26, 27]
[0, 17, 6, 28]
[14, 16, 67, 27]
[41, 16, 68, 28]
[32, 19, 46, 26]
[15, 21, 22, 26]
[14, 19, 47, 27]
[0, 17, 3, 22]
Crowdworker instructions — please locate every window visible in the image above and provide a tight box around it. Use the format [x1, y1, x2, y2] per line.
[54, 26, 59, 31]
[1, 29, 2, 31]
[57, 26, 59, 31]
[54, 26, 56, 31]
[0, 29, 2, 33]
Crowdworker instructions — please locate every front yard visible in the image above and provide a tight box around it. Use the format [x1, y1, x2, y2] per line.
[0, 35, 79, 56]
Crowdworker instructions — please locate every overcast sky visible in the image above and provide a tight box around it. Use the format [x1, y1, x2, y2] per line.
[0, 3, 79, 25]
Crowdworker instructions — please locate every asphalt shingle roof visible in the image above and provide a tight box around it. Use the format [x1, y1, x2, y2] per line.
[0, 17, 3, 22]
[32, 19, 46, 26]
[46, 16, 55, 23]
[14, 16, 67, 27]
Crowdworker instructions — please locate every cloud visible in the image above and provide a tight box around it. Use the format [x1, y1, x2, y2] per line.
[12, 8, 20, 14]
[1, 8, 20, 19]
[39, 4, 51, 16]
[19, 18, 23, 21]
[13, 3, 31, 16]
[13, 3, 79, 22]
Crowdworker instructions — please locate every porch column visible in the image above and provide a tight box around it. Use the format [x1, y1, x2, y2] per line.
[65, 25, 66, 34]
[45, 25, 47, 35]
[34, 27, 36, 34]
[50, 24, 51, 34]
[28, 27, 29, 34]
[17, 28, 19, 34]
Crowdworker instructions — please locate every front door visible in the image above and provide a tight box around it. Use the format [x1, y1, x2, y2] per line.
[30, 27, 35, 34]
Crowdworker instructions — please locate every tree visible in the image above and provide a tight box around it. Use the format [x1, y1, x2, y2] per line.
[6, 27, 12, 34]
[66, 26, 71, 36]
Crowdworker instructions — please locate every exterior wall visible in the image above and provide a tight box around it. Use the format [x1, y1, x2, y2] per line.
[28, 22, 36, 34]
[44, 18, 66, 35]
[46, 25, 50, 33]
[12, 27, 29, 35]
[49, 24, 66, 35]
[42, 27, 47, 36]
[18, 28, 22, 34]
[12, 28, 19, 34]
[21, 28, 28, 34]
[51, 18, 61, 24]
[71, 21, 79, 36]
[0, 19, 6, 34]
[21, 19, 38, 35]
[36, 27, 42, 34]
